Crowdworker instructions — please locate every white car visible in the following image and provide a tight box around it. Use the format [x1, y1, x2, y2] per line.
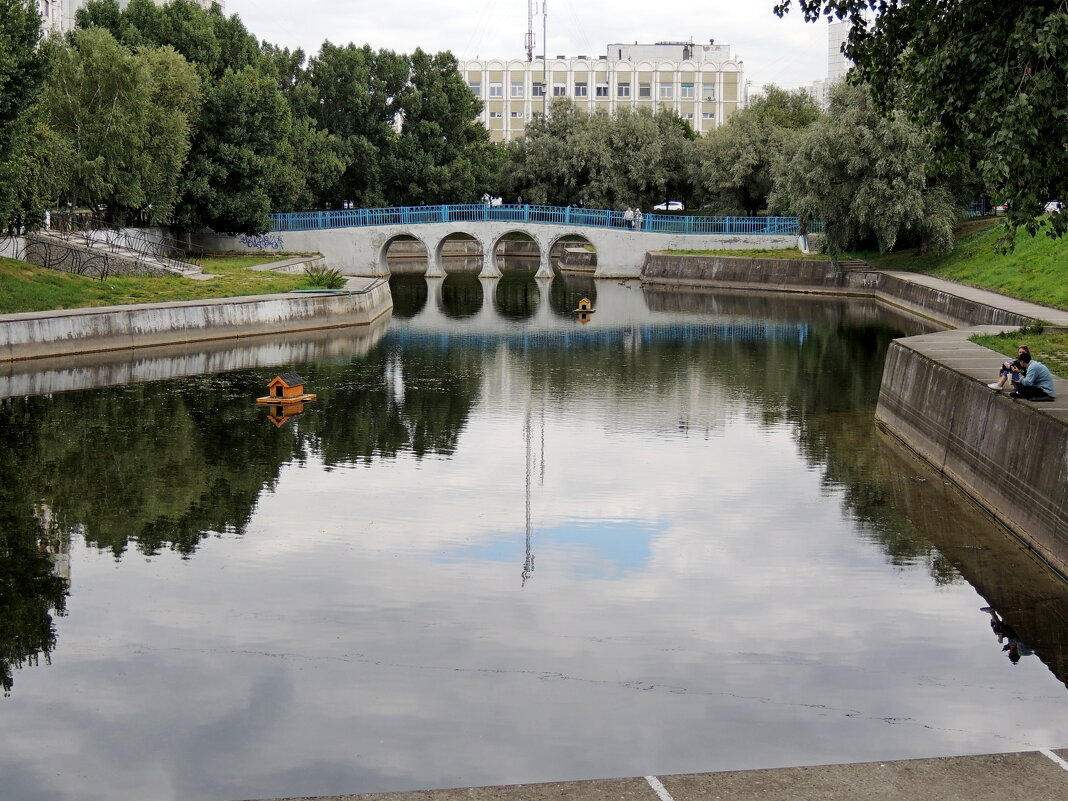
[653, 200, 685, 211]
[1045, 200, 1063, 213]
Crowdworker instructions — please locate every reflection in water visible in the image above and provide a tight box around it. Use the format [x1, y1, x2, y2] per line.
[439, 273, 482, 318]
[1, 279, 1066, 801]
[494, 267, 540, 320]
[389, 274, 428, 318]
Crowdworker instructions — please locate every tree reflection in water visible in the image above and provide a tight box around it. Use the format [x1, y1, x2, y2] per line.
[0, 285, 1066, 698]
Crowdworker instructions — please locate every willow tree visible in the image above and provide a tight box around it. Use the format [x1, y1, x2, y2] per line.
[774, 0, 1068, 246]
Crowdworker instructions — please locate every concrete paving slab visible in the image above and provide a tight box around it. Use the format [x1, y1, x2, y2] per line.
[239, 752, 1068, 801]
[659, 752, 1068, 801]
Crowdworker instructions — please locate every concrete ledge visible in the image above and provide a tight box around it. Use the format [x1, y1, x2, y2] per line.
[0, 279, 392, 362]
[245, 751, 1068, 801]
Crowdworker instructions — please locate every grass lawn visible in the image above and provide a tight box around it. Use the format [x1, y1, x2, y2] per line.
[666, 248, 829, 260]
[855, 217, 1068, 309]
[0, 253, 321, 314]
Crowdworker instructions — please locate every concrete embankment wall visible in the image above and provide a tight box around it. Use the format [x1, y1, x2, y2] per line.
[642, 253, 1068, 577]
[642, 254, 1033, 329]
[0, 281, 392, 362]
[875, 336, 1068, 571]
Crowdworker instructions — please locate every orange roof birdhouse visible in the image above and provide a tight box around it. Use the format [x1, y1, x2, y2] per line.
[573, 298, 595, 313]
[257, 373, 317, 406]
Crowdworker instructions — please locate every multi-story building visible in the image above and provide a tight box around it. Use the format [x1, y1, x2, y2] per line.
[37, 0, 224, 35]
[809, 19, 851, 108]
[459, 40, 744, 142]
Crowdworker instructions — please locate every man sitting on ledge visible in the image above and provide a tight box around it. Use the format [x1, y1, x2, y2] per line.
[1009, 353, 1056, 401]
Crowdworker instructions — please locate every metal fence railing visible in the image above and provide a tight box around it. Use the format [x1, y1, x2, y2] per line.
[269, 204, 821, 236]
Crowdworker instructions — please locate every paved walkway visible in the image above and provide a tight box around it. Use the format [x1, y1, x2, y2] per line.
[879, 270, 1068, 327]
[248, 750, 1068, 801]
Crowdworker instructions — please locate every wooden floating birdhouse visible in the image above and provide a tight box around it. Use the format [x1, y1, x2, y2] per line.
[573, 298, 594, 313]
[257, 373, 317, 406]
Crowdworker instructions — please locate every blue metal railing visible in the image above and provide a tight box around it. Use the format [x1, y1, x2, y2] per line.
[269, 204, 821, 236]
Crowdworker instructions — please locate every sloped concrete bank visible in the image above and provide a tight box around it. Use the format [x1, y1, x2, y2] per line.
[642, 253, 1031, 328]
[642, 253, 1068, 578]
[0, 279, 392, 362]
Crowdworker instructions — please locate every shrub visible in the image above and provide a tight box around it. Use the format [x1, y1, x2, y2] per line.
[304, 264, 346, 289]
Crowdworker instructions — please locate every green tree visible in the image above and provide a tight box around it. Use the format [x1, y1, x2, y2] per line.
[173, 66, 302, 233]
[77, 0, 324, 232]
[503, 100, 697, 208]
[693, 86, 822, 215]
[383, 49, 496, 204]
[41, 28, 201, 223]
[770, 83, 957, 261]
[774, 0, 1068, 245]
[0, 0, 53, 233]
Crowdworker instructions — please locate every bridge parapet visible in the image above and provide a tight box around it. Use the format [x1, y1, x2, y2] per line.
[270, 204, 818, 238]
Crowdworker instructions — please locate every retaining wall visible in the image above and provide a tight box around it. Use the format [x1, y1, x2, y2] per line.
[642, 254, 1034, 329]
[875, 337, 1068, 572]
[0, 281, 392, 362]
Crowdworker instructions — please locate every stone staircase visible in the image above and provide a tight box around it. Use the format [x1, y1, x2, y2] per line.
[26, 228, 203, 279]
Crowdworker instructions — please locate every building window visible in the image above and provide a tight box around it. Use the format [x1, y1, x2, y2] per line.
[532, 111, 545, 118]
[595, 82, 609, 97]
[532, 82, 545, 97]
[681, 112, 694, 120]
[659, 82, 673, 99]
[489, 82, 503, 98]
[553, 82, 567, 97]
[511, 81, 524, 98]
[639, 82, 651, 98]
[702, 83, 716, 101]
[574, 82, 588, 97]
[681, 83, 695, 99]
[510, 110, 524, 118]
[617, 82, 631, 98]
[468, 81, 481, 97]
[489, 111, 503, 118]
[701, 112, 715, 120]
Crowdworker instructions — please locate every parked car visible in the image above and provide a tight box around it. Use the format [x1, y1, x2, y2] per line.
[1045, 200, 1063, 213]
[994, 203, 1011, 213]
[653, 200, 685, 211]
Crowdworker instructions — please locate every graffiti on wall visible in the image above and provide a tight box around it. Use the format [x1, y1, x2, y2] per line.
[238, 233, 285, 251]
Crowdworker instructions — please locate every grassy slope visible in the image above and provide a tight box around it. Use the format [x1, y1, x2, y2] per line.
[858, 218, 1068, 310]
[860, 218, 1068, 379]
[0, 254, 314, 314]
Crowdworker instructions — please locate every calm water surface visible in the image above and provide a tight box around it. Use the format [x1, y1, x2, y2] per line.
[1, 271, 1066, 801]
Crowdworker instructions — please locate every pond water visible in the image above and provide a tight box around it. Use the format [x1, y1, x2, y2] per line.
[1, 270, 1066, 801]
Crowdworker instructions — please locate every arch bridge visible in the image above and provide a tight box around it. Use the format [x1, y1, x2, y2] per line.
[201, 204, 813, 279]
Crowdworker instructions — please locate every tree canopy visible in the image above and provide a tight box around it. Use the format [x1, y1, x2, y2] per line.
[774, 0, 1068, 243]
[771, 83, 957, 260]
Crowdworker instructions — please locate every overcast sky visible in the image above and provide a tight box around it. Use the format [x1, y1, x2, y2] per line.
[224, 0, 834, 91]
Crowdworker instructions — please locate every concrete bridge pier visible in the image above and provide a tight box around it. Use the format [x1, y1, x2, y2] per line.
[479, 245, 502, 278]
[417, 276, 448, 325]
[535, 249, 553, 279]
[534, 278, 555, 325]
[425, 241, 447, 278]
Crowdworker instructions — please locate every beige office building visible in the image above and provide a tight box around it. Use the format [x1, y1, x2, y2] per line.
[38, 0, 223, 34]
[459, 40, 744, 142]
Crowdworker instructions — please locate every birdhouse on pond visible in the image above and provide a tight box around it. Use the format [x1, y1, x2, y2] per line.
[574, 298, 594, 313]
[257, 373, 317, 406]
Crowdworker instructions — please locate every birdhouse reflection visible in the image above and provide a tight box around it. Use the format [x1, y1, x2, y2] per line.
[257, 373, 316, 426]
[573, 297, 595, 324]
[264, 402, 306, 428]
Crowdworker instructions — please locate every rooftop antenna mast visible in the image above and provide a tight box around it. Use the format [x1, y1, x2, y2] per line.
[525, 0, 535, 62]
